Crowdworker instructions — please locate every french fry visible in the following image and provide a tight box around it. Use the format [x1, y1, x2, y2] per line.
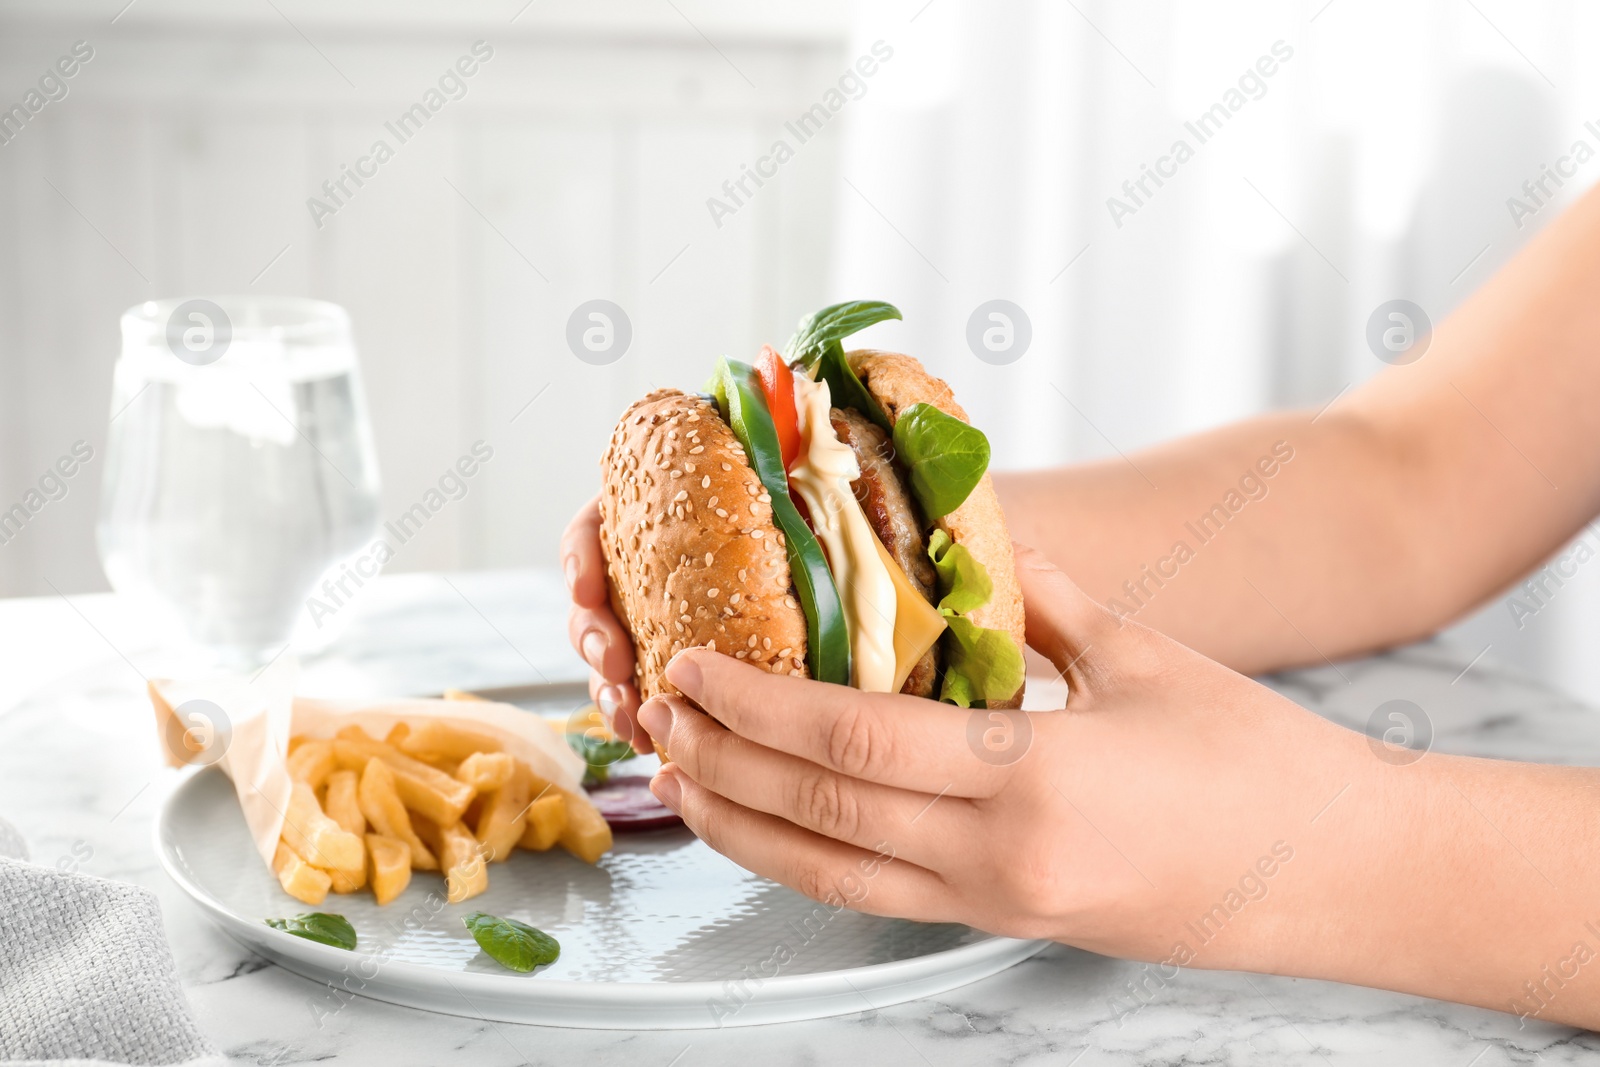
[282, 781, 364, 872]
[366, 833, 412, 905]
[324, 770, 366, 836]
[414, 815, 488, 903]
[384, 722, 411, 747]
[273, 839, 331, 905]
[356, 758, 437, 871]
[455, 751, 514, 792]
[518, 791, 567, 852]
[556, 786, 613, 864]
[332, 728, 475, 825]
[476, 761, 532, 861]
[286, 739, 336, 791]
[322, 770, 368, 892]
[399, 719, 503, 761]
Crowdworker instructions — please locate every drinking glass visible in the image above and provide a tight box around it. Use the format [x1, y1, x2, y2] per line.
[97, 297, 382, 667]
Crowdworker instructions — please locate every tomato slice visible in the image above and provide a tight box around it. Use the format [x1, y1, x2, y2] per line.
[754, 344, 801, 471]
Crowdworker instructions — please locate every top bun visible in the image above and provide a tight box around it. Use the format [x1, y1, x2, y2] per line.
[598, 356, 1025, 709]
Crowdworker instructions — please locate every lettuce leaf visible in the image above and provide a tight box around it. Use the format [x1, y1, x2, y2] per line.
[940, 616, 1027, 708]
[927, 530, 1025, 707]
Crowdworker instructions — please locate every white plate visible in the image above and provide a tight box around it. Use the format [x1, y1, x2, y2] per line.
[154, 684, 1045, 1029]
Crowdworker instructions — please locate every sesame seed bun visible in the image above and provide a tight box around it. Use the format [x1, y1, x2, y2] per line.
[598, 389, 808, 705]
[598, 357, 1025, 709]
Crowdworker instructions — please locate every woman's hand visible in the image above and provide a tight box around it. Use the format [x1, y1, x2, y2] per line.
[561, 496, 652, 753]
[637, 547, 1600, 1026]
[637, 546, 1369, 962]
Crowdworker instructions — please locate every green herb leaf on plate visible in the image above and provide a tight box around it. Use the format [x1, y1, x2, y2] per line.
[463, 911, 561, 973]
[263, 912, 357, 951]
[567, 730, 637, 785]
[892, 402, 991, 520]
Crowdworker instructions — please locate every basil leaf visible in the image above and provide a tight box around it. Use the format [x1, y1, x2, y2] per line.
[892, 403, 991, 519]
[784, 300, 902, 370]
[463, 912, 561, 973]
[714, 358, 852, 685]
[264, 912, 357, 951]
[939, 615, 1027, 708]
[566, 730, 637, 785]
[815, 343, 892, 433]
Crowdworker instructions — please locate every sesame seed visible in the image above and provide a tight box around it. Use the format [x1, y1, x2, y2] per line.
[763, 637, 772, 650]
[735, 650, 748, 659]
[729, 592, 741, 604]
[751, 529, 764, 539]
[689, 446, 705, 454]
[673, 490, 688, 502]
[701, 475, 711, 488]
[706, 639, 716, 651]
[715, 508, 728, 518]
[722, 463, 732, 471]
[686, 463, 695, 472]
[738, 569, 747, 581]
[778, 647, 792, 657]
[680, 600, 688, 612]
[670, 470, 683, 479]
[704, 552, 713, 565]
[708, 588, 720, 598]
[784, 595, 797, 608]
[747, 635, 758, 648]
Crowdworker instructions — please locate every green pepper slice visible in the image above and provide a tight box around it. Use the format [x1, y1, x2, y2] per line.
[713, 358, 852, 686]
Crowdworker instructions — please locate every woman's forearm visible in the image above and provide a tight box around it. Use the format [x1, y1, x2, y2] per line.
[1000, 180, 1600, 673]
[996, 410, 1418, 672]
[1264, 744, 1600, 1027]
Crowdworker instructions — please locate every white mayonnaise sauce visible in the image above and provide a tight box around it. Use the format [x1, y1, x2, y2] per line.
[786, 375, 898, 692]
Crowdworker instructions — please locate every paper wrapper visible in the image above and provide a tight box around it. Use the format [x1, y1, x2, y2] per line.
[148, 658, 586, 868]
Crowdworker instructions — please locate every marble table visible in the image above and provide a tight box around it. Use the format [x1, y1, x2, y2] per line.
[1, 569, 1597, 1065]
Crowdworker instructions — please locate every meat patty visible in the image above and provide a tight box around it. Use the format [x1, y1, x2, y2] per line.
[829, 407, 941, 699]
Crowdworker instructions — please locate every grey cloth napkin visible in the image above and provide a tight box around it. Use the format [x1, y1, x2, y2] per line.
[0, 858, 223, 1067]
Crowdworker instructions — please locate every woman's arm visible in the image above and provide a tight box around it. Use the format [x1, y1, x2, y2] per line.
[1000, 180, 1600, 674]
[641, 552, 1600, 1028]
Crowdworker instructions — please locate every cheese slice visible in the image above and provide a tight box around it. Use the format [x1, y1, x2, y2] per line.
[872, 536, 948, 692]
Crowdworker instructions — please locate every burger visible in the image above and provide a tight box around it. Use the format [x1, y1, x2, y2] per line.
[597, 301, 1025, 709]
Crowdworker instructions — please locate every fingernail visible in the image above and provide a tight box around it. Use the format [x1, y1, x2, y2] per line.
[665, 650, 702, 697]
[637, 698, 672, 752]
[651, 768, 682, 813]
[596, 684, 622, 721]
[563, 556, 578, 592]
[581, 629, 608, 669]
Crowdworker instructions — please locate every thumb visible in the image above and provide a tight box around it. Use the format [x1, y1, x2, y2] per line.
[1013, 543, 1124, 683]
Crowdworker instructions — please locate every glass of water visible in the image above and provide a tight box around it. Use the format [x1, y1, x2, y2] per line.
[97, 297, 382, 667]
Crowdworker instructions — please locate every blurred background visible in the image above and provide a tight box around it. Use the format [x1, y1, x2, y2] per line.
[3, 0, 1599, 698]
